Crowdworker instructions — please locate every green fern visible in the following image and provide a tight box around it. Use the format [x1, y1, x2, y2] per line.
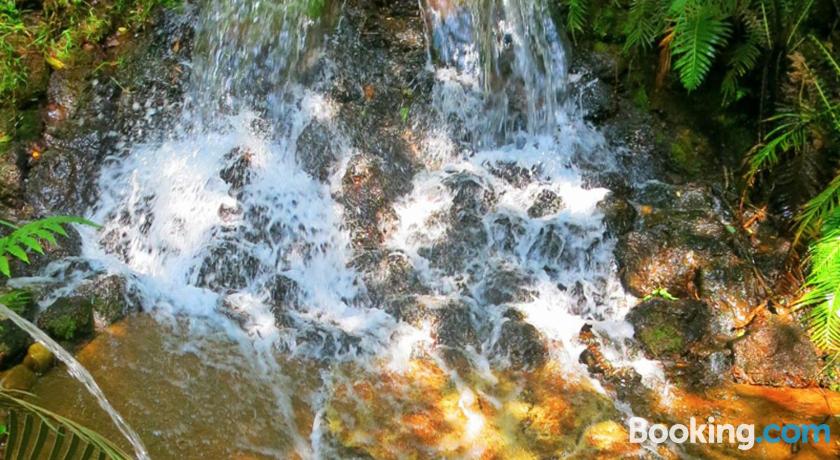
[565, 0, 589, 39]
[670, 3, 732, 90]
[799, 207, 840, 352]
[1, 390, 131, 459]
[0, 216, 98, 277]
[623, 0, 665, 51]
[0, 289, 31, 313]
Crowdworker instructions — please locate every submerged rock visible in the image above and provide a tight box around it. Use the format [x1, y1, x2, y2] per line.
[23, 342, 54, 373]
[37, 296, 95, 343]
[1, 364, 37, 391]
[732, 314, 819, 387]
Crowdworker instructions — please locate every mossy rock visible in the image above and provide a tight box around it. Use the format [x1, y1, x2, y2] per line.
[627, 298, 711, 359]
[667, 127, 713, 176]
[36, 296, 95, 343]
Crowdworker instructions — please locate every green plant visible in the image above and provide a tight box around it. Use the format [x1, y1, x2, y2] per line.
[0, 216, 98, 277]
[798, 208, 840, 353]
[1, 390, 131, 459]
[642, 287, 678, 301]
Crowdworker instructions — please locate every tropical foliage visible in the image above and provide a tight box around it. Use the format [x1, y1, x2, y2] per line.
[1, 0, 179, 102]
[0, 216, 97, 277]
[1, 390, 131, 460]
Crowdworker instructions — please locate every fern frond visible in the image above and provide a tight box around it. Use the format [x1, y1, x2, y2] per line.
[799, 207, 840, 352]
[744, 109, 814, 183]
[0, 216, 98, 277]
[624, 0, 665, 51]
[565, 0, 588, 38]
[0, 290, 31, 313]
[670, 4, 732, 90]
[796, 173, 840, 244]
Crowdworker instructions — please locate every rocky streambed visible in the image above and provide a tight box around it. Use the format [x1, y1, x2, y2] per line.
[0, 0, 838, 458]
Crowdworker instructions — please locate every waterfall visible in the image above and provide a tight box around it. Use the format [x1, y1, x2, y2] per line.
[25, 0, 662, 457]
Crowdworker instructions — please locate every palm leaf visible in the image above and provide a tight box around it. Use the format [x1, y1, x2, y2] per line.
[1, 392, 131, 460]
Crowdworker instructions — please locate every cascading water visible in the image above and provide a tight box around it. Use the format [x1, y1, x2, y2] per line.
[25, 0, 664, 457]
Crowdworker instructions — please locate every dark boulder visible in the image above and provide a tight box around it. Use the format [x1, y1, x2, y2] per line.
[492, 309, 548, 370]
[627, 297, 730, 387]
[0, 290, 37, 369]
[615, 183, 781, 332]
[732, 314, 819, 388]
[527, 189, 565, 218]
[75, 274, 141, 325]
[37, 296, 95, 343]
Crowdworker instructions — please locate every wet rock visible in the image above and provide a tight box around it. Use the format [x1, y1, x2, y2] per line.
[492, 311, 547, 370]
[433, 300, 479, 372]
[486, 161, 536, 188]
[732, 314, 819, 388]
[296, 121, 336, 181]
[489, 215, 527, 252]
[527, 189, 565, 218]
[628, 297, 730, 387]
[37, 296, 95, 343]
[628, 298, 712, 359]
[0, 146, 25, 208]
[0, 290, 37, 368]
[479, 268, 536, 305]
[75, 274, 140, 325]
[580, 79, 617, 123]
[1, 364, 36, 391]
[418, 173, 497, 275]
[597, 192, 635, 236]
[581, 420, 634, 456]
[268, 274, 299, 306]
[45, 69, 88, 128]
[23, 342, 54, 373]
[220, 147, 254, 193]
[615, 182, 776, 329]
[196, 243, 263, 292]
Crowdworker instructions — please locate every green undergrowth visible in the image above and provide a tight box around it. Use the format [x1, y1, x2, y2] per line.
[1, 0, 180, 105]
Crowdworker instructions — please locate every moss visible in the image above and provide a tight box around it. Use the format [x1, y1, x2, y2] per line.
[639, 324, 684, 356]
[45, 316, 78, 341]
[632, 86, 649, 112]
[669, 127, 711, 176]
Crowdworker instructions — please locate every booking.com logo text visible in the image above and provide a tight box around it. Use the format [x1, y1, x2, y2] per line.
[628, 416, 831, 451]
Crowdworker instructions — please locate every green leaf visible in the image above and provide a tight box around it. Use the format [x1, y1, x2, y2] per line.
[19, 236, 44, 255]
[0, 256, 9, 277]
[670, 5, 731, 90]
[6, 244, 29, 264]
